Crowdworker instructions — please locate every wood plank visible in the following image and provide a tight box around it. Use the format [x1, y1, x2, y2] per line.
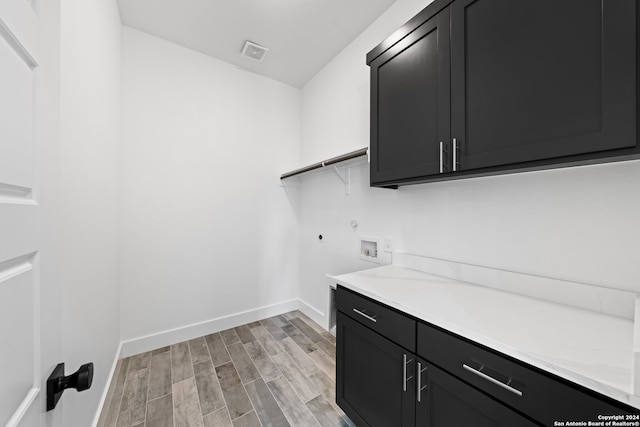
[189, 337, 212, 365]
[260, 317, 287, 340]
[234, 325, 256, 344]
[244, 378, 290, 427]
[250, 325, 283, 356]
[280, 311, 297, 321]
[203, 407, 232, 427]
[148, 351, 172, 400]
[173, 377, 204, 427]
[152, 346, 170, 355]
[308, 350, 336, 381]
[226, 342, 260, 384]
[308, 371, 344, 416]
[293, 312, 326, 334]
[231, 411, 261, 427]
[146, 394, 173, 427]
[306, 395, 349, 427]
[320, 332, 336, 345]
[244, 341, 281, 382]
[128, 351, 152, 372]
[245, 321, 261, 328]
[193, 360, 226, 415]
[278, 337, 318, 376]
[172, 341, 194, 383]
[220, 328, 241, 345]
[119, 368, 149, 426]
[266, 377, 320, 427]
[101, 358, 130, 427]
[314, 340, 336, 359]
[290, 318, 325, 343]
[215, 362, 253, 420]
[282, 324, 318, 354]
[205, 332, 231, 367]
[271, 352, 320, 403]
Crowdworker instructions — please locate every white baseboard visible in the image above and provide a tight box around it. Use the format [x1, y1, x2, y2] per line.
[92, 341, 123, 427]
[297, 298, 326, 330]
[120, 299, 299, 358]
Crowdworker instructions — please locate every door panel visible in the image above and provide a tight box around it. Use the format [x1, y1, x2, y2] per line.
[371, 8, 450, 185]
[416, 360, 538, 427]
[336, 311, 415, 427]
[451, 0, 636, 171]
[0, 2, 46, 426]
[0, 256, 36, 427]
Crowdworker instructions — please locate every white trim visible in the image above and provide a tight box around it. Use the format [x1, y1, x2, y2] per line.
[0, 16, 38, 68]
[297, 298, 326, 330]
[5, 388, 39, 427]
[90, 342, 123, 427]
[120, 299, 299, 358]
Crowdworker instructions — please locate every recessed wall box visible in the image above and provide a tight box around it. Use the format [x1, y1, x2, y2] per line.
[359, 236, 381, 264]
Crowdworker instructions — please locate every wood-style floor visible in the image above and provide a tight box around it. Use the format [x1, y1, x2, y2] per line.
[97, 311, 351, 427]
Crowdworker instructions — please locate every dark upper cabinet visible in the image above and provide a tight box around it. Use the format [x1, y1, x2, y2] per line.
[368, 0, 638, 187]
[451, 0, 636, 172]
[369, 7, 451, 186]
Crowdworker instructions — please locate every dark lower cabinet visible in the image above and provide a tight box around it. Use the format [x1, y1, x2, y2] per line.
[415, 359, 537, 426]
[336, 311, 416, 427]
[336, 286, 640, 427]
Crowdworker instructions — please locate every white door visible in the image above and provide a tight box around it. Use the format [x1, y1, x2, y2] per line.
[1, 0, 63, 426]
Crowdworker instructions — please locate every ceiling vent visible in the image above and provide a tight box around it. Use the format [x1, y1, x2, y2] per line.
[240, 40, 270, 62]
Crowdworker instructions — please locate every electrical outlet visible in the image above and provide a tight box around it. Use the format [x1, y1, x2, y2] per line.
[384, 237, 393, 253]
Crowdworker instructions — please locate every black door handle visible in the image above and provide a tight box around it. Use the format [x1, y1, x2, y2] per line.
[46, 362, 94, 411]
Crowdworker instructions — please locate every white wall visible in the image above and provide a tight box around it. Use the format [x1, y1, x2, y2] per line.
[298, 0, 640, 319]
[120, 27, 300, 345]
[59, 0, 122, 425]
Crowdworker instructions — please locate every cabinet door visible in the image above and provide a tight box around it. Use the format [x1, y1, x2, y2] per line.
[370, 7, 450, 186]
[336, 311, 415, 427]
[415, 359, 538, 427]
[451, 0, 636, 171]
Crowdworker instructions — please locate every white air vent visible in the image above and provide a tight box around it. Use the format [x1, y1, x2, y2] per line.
[241, 41, 269, 62]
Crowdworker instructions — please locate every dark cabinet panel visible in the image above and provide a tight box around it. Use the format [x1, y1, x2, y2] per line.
[336, 311, 415, 427]
[415, 359, 538, 427]
[451, 0, 636, 171]
[417, 321, 640, 425]
[368, 0, 638, 187]
[336, 286, 416, 351]
[370, 8, 450, 186]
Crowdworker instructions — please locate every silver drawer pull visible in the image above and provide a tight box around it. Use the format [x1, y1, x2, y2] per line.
[352, 308, 377, 323]
[439, 142, 444, 173]
[452, 137, 458, 172]
[462, 364, 523, 397]
[403, 354, 414, 392]
[417, 362, 427, 402]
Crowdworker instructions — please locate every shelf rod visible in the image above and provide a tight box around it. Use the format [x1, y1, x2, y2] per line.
[280, 147, 368, 180]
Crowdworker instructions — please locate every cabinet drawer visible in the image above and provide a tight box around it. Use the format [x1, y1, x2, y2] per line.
[336, 286, 416, 351]
[418, 322, 638, 425]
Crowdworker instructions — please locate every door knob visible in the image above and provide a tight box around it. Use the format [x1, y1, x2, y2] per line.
[46, 362, 94, 411]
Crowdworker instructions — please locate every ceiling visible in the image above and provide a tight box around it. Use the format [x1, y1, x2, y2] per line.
[117, 0, 398, 88]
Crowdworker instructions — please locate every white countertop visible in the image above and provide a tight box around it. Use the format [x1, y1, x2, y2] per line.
[330, 265, 639, 409]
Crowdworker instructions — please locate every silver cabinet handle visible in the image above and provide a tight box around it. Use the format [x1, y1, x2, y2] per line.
[403, 354, 414, 392]
[417, 362, 427, 402]
[439, 141, 444, 173]
[452, 137, 458, 172]
[462, 364, 523, 397]
[352, 308, 377, 323]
